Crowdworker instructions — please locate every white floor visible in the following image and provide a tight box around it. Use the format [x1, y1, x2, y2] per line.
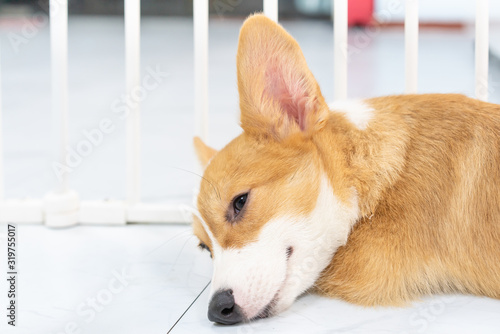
[0, 15, 500, 334]
[1, 224, 500, 334]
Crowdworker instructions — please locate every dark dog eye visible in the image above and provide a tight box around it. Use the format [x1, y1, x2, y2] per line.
[233, 193, 248, 215]
[198, 242, 212, 258]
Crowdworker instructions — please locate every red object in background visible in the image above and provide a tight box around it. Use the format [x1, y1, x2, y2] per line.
[348, 0, 374, 26]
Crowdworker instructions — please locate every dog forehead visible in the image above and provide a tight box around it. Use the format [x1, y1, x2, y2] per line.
[196, 133, 321, 249]
[197, 135, 285, 210]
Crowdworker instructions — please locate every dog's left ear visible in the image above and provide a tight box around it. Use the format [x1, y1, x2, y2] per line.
[237, 14, 329, 139]
[193, 137, 217, 168]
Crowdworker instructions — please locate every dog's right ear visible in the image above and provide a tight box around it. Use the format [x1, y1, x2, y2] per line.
[193, 136, 218, 168]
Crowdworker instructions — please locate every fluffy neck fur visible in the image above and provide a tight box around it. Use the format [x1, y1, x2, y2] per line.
[312, 100, 409, 218]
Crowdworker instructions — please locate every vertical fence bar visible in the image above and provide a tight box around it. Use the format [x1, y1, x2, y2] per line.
[194, 0, 209, 142]
[475, 0, 489, 101]
[334, 0, 348, 101]
[263, 0, 278, 22]
[50, 0, 69, 193]
[46, 0, 80, 227]
[405, 0, 418, 94]
[125, 0, 141, 205]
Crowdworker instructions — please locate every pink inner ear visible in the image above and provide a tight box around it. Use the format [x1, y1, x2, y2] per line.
[264, 63, 310, 131]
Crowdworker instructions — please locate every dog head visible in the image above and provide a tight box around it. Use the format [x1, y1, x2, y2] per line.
[193, 14, 360, 324]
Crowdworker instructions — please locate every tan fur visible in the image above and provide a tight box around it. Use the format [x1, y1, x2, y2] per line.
[194, 14, 500, 307]
[314, 94, 500, 305]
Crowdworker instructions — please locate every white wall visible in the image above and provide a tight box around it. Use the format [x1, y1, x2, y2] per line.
[375, 0, 500, 23]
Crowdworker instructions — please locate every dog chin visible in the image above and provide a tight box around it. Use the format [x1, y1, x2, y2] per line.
[246, 259, 312, 320]
[248, 286, 298, 322]
[240, 285, 282, 321]
[250, 298, 277, 321]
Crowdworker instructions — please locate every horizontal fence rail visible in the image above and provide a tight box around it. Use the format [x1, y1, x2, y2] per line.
[0, 0, 492, 226]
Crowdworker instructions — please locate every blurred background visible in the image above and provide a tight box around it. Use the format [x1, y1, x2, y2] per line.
[0, 0, 499, 205]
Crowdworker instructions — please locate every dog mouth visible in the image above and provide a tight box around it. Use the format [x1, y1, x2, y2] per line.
[251, 290, 280, 320]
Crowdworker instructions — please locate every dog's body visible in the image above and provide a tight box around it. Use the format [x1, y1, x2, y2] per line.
[193, 14, 500, 324]
[316, 94, 500, 306]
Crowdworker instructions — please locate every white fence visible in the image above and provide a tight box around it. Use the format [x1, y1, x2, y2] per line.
[0, 0, 490, 226]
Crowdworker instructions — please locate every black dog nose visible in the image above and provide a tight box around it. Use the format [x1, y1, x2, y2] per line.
[208, 289, 244, 325]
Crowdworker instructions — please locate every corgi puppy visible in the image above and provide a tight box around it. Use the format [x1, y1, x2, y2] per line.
[192, 14, 500, 325]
